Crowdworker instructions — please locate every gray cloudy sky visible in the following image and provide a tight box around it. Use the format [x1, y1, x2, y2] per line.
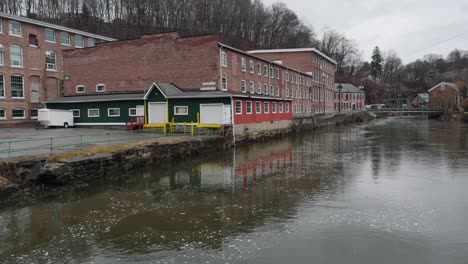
[262, 0, 468, 63]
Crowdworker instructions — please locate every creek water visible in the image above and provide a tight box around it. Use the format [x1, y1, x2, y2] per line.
[1, 117, 468, 264]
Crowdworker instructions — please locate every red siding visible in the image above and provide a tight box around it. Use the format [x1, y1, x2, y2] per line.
[233, 97, 292, 124]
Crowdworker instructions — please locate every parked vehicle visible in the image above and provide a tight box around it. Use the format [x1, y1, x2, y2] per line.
[37, 109, 74, 128]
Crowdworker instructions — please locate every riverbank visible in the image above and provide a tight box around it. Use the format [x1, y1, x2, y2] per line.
[0, 111, 379, 201]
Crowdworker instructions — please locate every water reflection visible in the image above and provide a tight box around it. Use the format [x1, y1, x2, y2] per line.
[1, 117, 468, 264]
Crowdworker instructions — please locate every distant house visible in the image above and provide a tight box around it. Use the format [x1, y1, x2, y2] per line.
[410, 93, 429, 109]
[427, 82, 460, 110]
[334, 83, 365, 112]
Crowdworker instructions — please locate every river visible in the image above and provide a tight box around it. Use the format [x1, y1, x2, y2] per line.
[1, 117, 468, 264]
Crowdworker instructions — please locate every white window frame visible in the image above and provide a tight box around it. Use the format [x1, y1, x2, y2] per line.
[276, 69, 280, 79]
[0, 18, 3, 34]
[44, 28, 55, 43]
[250, 81, 255, 94]
[250, 60, 254, 73]
[96, 84, 105, 92]
[235, 100, 242, 115]
[246, 101, 253, 114]
[174, 106, 189, 116]
[11, 75, 24, 99]
[272, 102, 277, 113]
[10, 45, 23, 68]
[286, 103, 290, 113]
[270, 66, 274, 78]
[0, 108, 6, 120]
[264, 65, 268, 76]
[88, 38, 96, 47]
[0, 44, 4, 66]
[257, 63, 262, 75]
[264, 101, 270, 113]
[8, 21, 22, 37]
[46, 50, 57, 71]
[88, 109, 100, 118]
[75, 35, 84, 48]
[71, 109, 80, 118]
[279, 102, 284, 113]
[264, 84, 268, 95]
[129, 108, 137, 116]
[257, 82, 262, 95]
[61, 32, 71, 46]
[30, 108, 38, 119]
[256, 101, 262, 114]
[276, 86, 280, 97]
[12, 108, 25, 119]
[241, 58, 247, 72]
[221, 76, 228, 91]
[76, 85, 85, 94]
[0, 74, 4, 98]
[220, 51, 228, 67]
[241, 80, 247, 93]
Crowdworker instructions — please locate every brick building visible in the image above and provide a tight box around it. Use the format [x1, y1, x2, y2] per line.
[248, 48, 337, 114]
[334, 83, 366, 112]
[0, 12, 115, 126]
[428, 82, 460, 110]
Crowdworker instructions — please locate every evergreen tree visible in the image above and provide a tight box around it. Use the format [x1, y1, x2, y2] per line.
[370, 46, 383, 82]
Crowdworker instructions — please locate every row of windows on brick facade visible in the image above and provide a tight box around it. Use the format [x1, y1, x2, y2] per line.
[313, 53, 335, 72]
[75, 84, 106, 93]
[335, 93, 365, 100]
[234, 100, 290, 115]
[0, 108, 37, 120]
[0, 74, 25, 98]
[220, 52, 314, 86]
[0, 18, 96, 48]
[0, 43, 58, 70]
[71, 108, 138, 118]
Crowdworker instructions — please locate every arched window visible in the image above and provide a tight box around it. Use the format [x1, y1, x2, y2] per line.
[0, 44, 4, 65]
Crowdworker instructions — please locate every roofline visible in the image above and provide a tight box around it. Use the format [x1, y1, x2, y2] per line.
[248, 48, 337, 65]
[219, 43, 313, 77]
[428, 82, 457, 92]
[45, 97, 143, 103]
[0, 12, 116, 41]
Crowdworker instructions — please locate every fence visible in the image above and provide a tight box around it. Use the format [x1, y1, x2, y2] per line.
[0, 126, 229, 159]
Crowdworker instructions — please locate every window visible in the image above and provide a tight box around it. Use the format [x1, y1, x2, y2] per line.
[264, 84, 268, 95]
[241, 80, 247, 93]
[0, 108, 5, 119]
[30, 109, 38, 119]
[75, 35, 84, 48]
[235, 101, 242, 114]
[174, 106, 189, 115]
[276, 69, 280, 79]
[272, 102, 277, 113]
[96, 84, 105, 92]
[44, 28, 55, 43]
[71, 109, 80, 118]
[250, 81, 255, 94]
[241, 58, 246, 72]
[61, 32, 70, 45]
[76, 85, 85, 94]
[279, 102, 284, 113]
[276, 86, 280, 97]
[264, 102, 270, 113]
[270, 85, 274, 96]
[221, 76, 228, 91]
[28, 34, 38, 46]
[46, 51, 57, 71]
[0, 18, 2, 33]
[10, 45, 23, 67]
[129, 108, 137, 116]
[88, 109, 100, 117]
[0, 44, 3, 65]
[11, 75, 24, 98]
[0, 74, 4, 98]
[12, 108, 25, 119]
[257, 63, 262, 75]
[220, 51, 228, 67]
[286, 88, 289, 98]
[286, 103, 290, 113]
[88, 38, 96, 47]
[264, 65, 268, 76]
[270, 67, 274, 78]
[256, 101, 262, 114]
[8, 21, 22, 36]
[108, 108, 120, 117]
[246, 101, 252, 114]
[257, 83, 262, 94]
[250, 60, 254, 73]
[286, 72, 289, 82]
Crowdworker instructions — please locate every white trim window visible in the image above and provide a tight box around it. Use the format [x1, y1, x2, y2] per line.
[88, 109, 100, 117]
[286, 72, 289, 82]
[286, 102, 290, 113]
[44, 28, 55, 43]
[129, 108, 137, 116]
[88, 38, 96, 47]
[276, 69, 280, 79]
[279, 102, 284, 113]
[0, 74, 4, 98]
[264, 65, 268, 76]
[71, 109, 80, 117]
[270, 85, 274, 96]
[220, 51, 228, 67]
[30, 109, 38, 119]
[46, 50, 57, 71]
[235, 100, 242, 114]
[250, 81, 255, 94]
[276, 86, 280, 97]
[11, 75, 24, 98]
[256, 101, 262, 114]
[61, 32, 70, 46]
[264, 84, 268, 95]
[241, 58, 246, 72]
[0, 43, 4, 66]
[174, 106, 189, 115]
[272, 102, 277, 113]
[96, 84, 105, 92]
[0, 18, 2, 33]
[12, 108, 25, 119]
[257, 83, 262, 95]
[264, 101, 270, 113]
[75, 35, 84, 48]
[76, 85, 85, 94]
[249, 60, 254, 73]
[221, 76, 228, 91]
[8, 21, 22, 37]
[246, 101, 252, 114]
[108, 108, 120, 117]
[257, 63, 262, 75]
[270, 66, 274, 78]
[10, 45, 23, 67]
[241, 80, 247, 93]
[286, 87, 289, 98]
[0, 108, 5, 119]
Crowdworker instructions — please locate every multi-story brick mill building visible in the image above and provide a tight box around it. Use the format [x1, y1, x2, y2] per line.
[0, 12, 115, 126]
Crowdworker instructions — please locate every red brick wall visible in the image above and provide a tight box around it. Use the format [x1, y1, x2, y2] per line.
[233, 98, 292, 124]
[334, 92, 366, 111]
[63, 34, 220, 96]
[428, 84, 459, 110]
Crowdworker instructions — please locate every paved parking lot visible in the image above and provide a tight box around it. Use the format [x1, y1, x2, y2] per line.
[0, 127, 162, 159]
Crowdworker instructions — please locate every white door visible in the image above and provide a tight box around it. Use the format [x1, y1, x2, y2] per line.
[136, 105, 144, 116]
[223, 105, 232, 125]
[148, 103, 167, 124]
[200, 104, 224, 124]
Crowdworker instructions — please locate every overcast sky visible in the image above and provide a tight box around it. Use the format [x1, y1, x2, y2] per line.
[262, 0, 468, 63]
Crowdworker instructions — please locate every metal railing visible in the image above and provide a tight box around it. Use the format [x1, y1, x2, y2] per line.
[0, 126, 230, 159]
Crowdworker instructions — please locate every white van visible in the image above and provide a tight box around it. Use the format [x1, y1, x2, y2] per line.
[37, 109, 74, 128]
